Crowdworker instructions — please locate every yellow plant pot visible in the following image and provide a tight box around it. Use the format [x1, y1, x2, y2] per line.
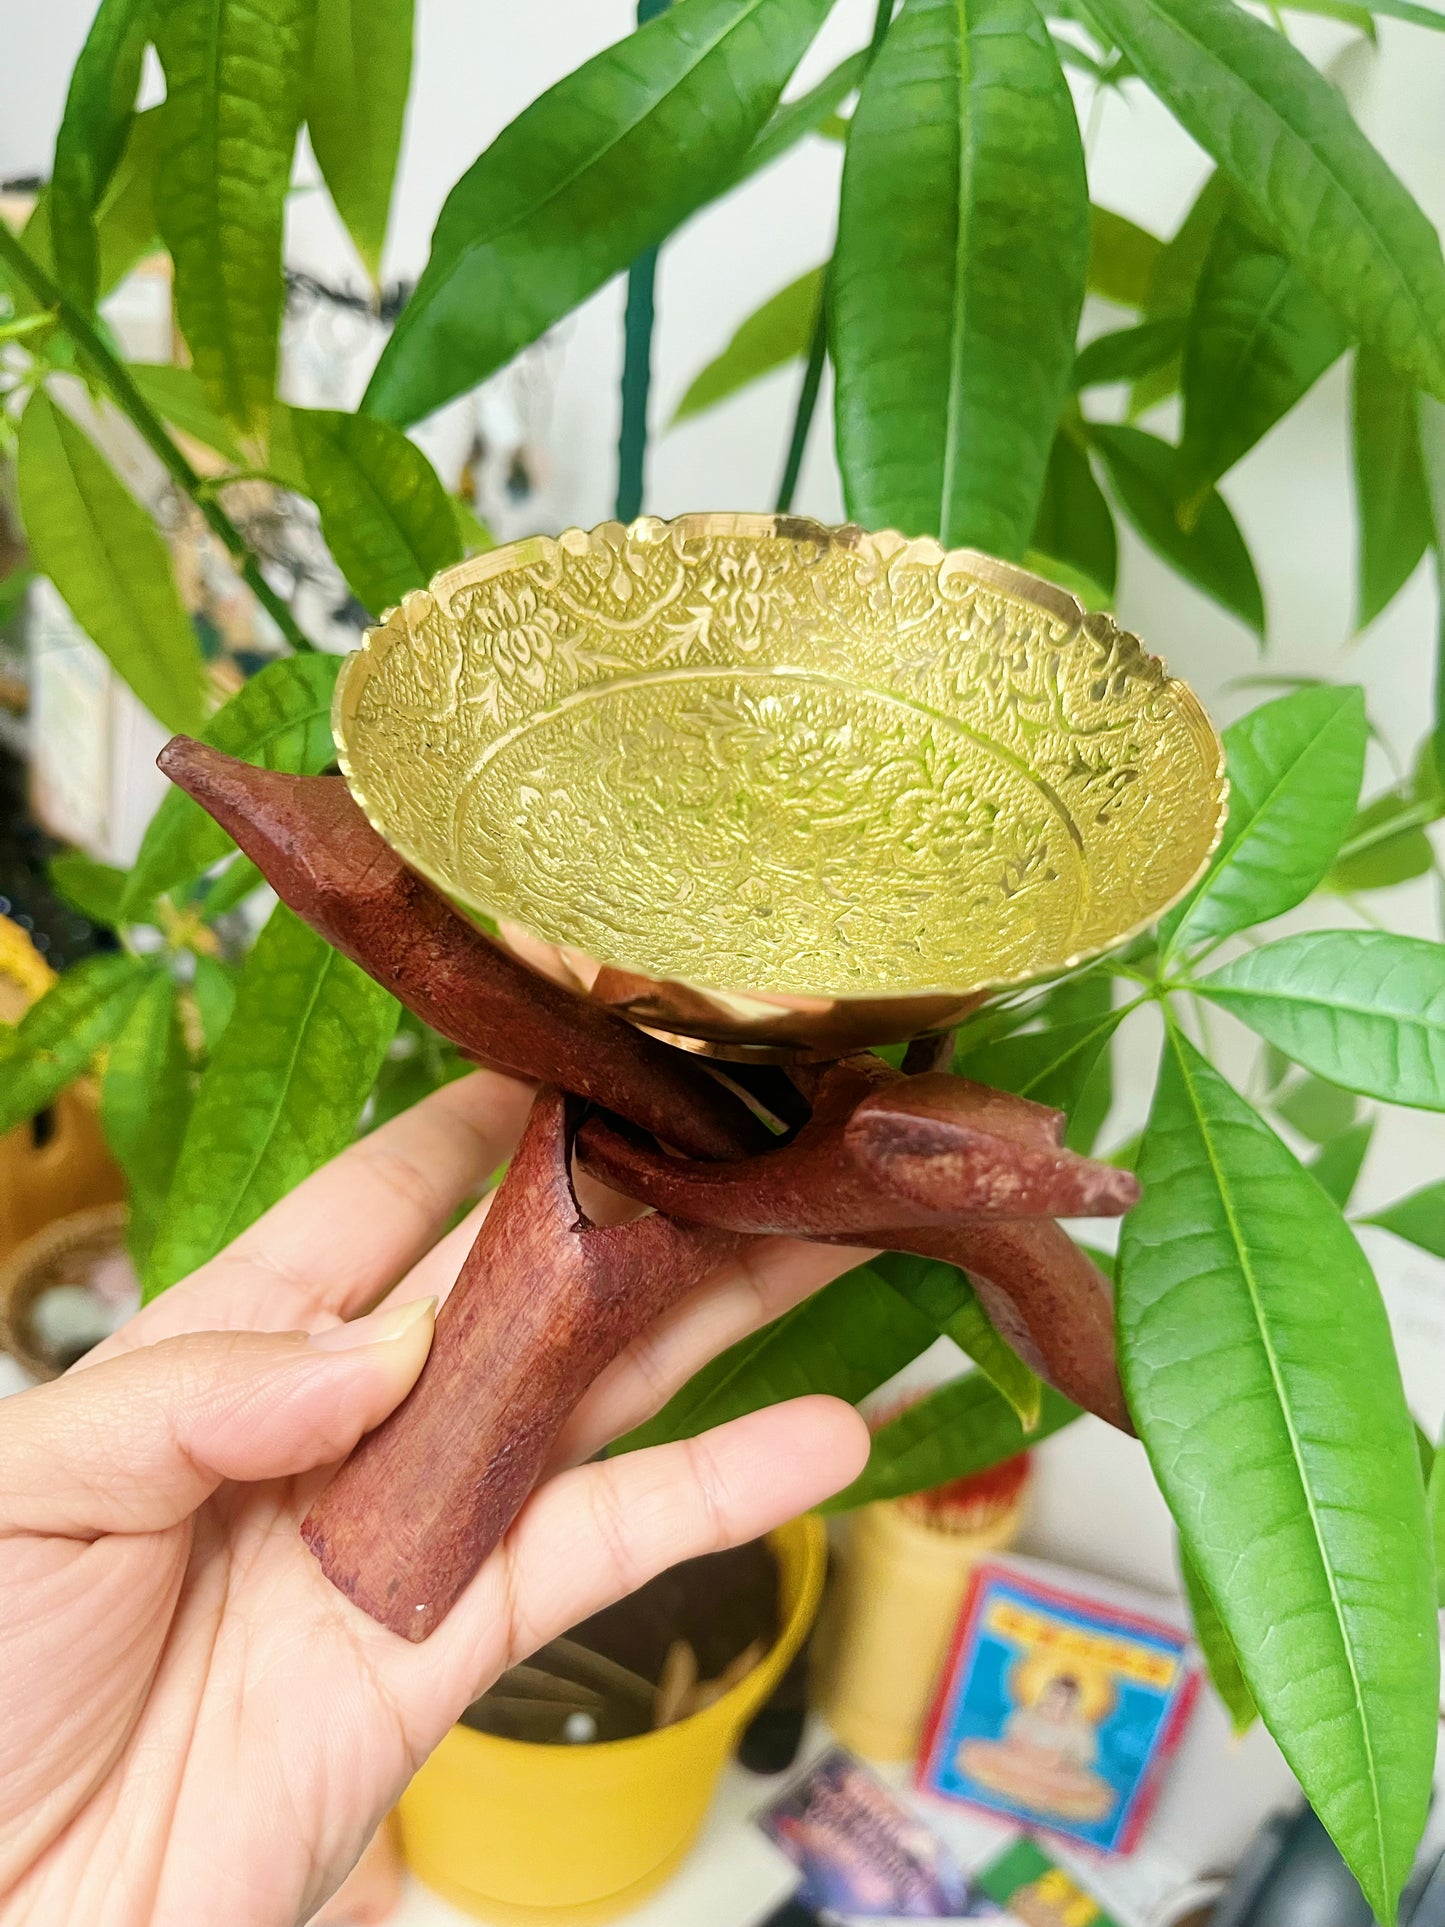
[818, 1494, 1023, 1765]
[0, 916, 123, 1268]
[398, 1515, 825, 1925]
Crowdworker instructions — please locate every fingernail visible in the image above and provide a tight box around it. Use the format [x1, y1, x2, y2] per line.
[308, 1297, 437, 1353]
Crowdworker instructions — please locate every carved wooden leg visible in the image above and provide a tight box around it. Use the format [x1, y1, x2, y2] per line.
[575, 1064, 1136, 1432]
[302, 1087, 745, 1639]
[873, 1220, 1130, 1432]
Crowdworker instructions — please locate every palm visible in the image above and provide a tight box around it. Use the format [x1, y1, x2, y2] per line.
[51, 1482, 474, 1922]
[0, 1073, 867, 1925]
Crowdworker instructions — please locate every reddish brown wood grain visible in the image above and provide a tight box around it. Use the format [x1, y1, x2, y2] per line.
[577, 1057, 1135, 1238]
[576, 1057, 1134, 1432]
[158, 739, 762, 1161]
[864, 1221, 1128, 1432]
[301, 1087, 745, 1640]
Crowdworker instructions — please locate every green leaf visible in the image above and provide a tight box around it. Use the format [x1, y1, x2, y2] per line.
[1023, 550, 1112, 612]
[1276, 1072, 1356, 1144]
[1052, 33, 1116, 81]
[49, 853, 132, 928]
[872, 1250, 1042, 1429]
[367, 1011, 470, 1130]
[1417, 398, 1445, 789]
[364, 0, 833, 427]
[1363, 1179, 1445, 1259]
[1088, 202, 1163, 309]
[128, 363, 246, 466]
[146, 904, 398, 1295]
[1089, 422, 1265, 635]
[201, 853, 265, 918]
[1431, 1425, 1445, 1610]
[93, 104, 164, 294]
[191, 952, 238, 1055]
[823, 1375, 1080, 1512]
[1068, 1041, 1116, 1156]
[1336, 828, 1433, 892]
[452, 496, 494, 557]
[123, 652, 342, 916]
[1073, 1239, 1118, 1284]
[1073, 317, 1185, 390]
[832, 0, 1090, 559]
[1349, 0, 1445, 28]
[1352, 349, 1432, 630]
[0, 953, 151, 1136]
[1308, 1119, 1374, 1209]
[1330, 786, 1439, 894]
[1143, 173, 1229, 315]
[1130, 170, 1230, 415]
[1118, 1028, 1435, 1921]
[1031, 432, 1118, 599]
[672, 266, 823, 423]
[49, 0, 153, 309]
[614, 1262, 937, 1455]
[289, 407, 462, 616]
[262, 401, 310, 493]
[1179, 203, 1348, 501]
[1163, 685, 1367, 958]
[1201, 931, 1445, 1112]
[1179, 1542, 1258, 1736]
[1083, 0, 1445, 403]
[1104, 1129, 1141, 1170]
[1055, 33, 1132, 82]
[307, 0, 411, 282]
[954, 972, 1124, 1127]
[1280, 0, 1378, 36]
[101, 969, 192, 1272]
[742, 48, 869, 179]
[0, 573, 34, 634]
[153, 0, 316, 436]
[12, 108, 163, 313]
[17, 391, 208, 735]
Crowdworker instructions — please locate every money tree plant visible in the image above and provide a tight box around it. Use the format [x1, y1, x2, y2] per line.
[3, 0, 1445, 1914]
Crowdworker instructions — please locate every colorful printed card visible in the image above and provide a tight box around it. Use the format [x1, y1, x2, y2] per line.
[974, 1837, 1124, 1927]
[916, 1558, 1199, 1854]
[757, 1746, 995, 1917]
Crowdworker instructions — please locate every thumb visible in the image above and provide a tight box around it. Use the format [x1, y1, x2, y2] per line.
[0, 1299, 435, 1539]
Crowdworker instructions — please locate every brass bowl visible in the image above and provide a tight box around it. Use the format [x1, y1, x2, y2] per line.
[335, 514, 1226, 1058]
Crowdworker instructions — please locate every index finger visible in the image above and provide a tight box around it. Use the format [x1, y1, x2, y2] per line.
[93, 1070, 535, 1355]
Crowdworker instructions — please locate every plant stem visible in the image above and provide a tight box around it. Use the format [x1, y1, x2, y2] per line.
[615, 246, 658, 524]
[775, 298, 829, 514]
[613, 0, 672, 524]
[774, 0, 897, 516]
[0, 220, 312, 654]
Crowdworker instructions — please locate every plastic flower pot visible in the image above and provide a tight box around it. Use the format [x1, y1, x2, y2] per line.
[397, 1514, 825, 1925]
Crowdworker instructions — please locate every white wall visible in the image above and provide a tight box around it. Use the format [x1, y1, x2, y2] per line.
[7, 3, 1445, 1843]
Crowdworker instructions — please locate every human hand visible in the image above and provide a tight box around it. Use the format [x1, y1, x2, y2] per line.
[0, 1071, 870, 1926]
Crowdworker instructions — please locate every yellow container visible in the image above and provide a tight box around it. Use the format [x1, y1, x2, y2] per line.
[398, 1514, 825, 1925]
[819, 1494, 1022, 1764]
[0, 916, 123, 1268]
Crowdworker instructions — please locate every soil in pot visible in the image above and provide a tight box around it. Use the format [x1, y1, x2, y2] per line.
[461, 1539, 779, 1746]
